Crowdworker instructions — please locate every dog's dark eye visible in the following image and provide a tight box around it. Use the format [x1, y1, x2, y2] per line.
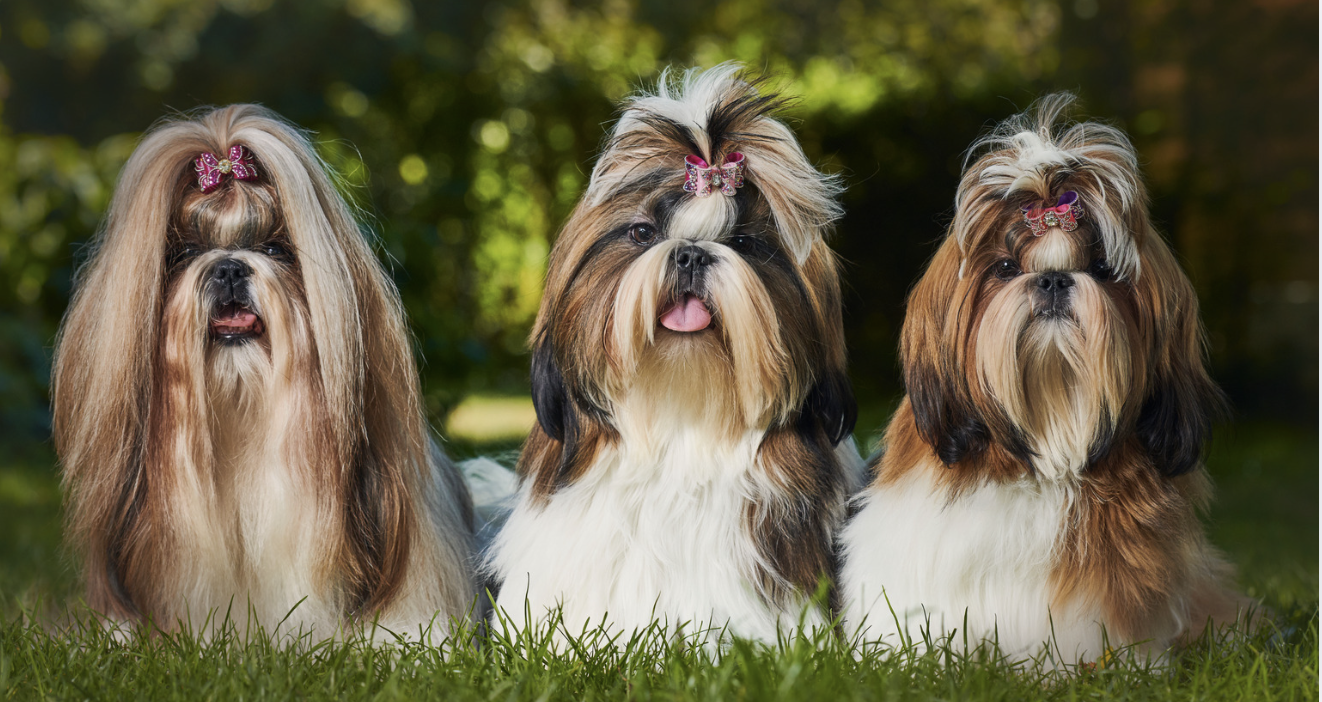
[994, 259, 1021, 280]
[258, 242, 291, 259]
[168, 244, 203, 269]
[628, 223, 657, 246]
[729, 234, 754, 252]
[1088, 258, 1113, 280]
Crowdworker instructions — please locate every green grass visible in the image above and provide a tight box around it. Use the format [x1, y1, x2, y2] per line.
[0, 421, 1316, 701]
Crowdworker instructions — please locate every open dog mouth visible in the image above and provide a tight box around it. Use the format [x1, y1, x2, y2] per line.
[210, 303, 265, 342]
[1033, 306, 1074, 321]
[658, 294, 713, 333]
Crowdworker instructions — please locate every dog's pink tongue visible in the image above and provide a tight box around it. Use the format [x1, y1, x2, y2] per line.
[211, 310, 259, 332]
[659, 296, 712, 332]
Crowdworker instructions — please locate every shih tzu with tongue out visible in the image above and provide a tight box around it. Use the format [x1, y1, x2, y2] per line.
[839, 94, 1247, 663]
[486, 64, 861, 643]
[52, 105, 476, 642]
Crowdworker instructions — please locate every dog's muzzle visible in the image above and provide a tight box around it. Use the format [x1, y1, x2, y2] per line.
[659, 244, 714, 333]
[1034, 271, 1074, 319]
[673, 244, 711, 292]
[207, 258, 264, 343]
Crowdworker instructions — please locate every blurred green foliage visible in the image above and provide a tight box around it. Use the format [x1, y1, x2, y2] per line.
[0, 0, 1315, 451]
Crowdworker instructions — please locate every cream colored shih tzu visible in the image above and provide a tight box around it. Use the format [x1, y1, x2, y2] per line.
[53, 105, 476, 642]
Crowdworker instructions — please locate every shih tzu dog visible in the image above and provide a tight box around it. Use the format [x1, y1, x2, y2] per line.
[52, 105, 476, 641]
[839, 94, 1247, 662]
[485, 64, 862, 643]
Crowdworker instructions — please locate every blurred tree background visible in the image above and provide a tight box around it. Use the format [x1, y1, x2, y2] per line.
[0, 0, 1315, 455]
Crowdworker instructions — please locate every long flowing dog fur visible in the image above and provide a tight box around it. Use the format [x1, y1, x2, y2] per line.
[486, 64, 862, 644]
[52, 105, 475, 641]
[840, 94, 1248, 663]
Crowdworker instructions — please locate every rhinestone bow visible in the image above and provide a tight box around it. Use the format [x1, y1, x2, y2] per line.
[683, 152, 746, 197]
[1022, 191, 1085, 235]
[195, 144, 258, 193]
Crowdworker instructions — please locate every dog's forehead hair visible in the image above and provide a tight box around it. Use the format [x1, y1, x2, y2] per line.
[629, 180, 770, 245]
[665, 190, 739, 242]
[1008, 226, 1093, 272]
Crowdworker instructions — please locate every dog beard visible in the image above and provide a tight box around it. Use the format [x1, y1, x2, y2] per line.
[609, 236, 793, 437]
[164, 250, 304, 408]
[971, 252, 1136, 480]
[159, 247, 319, 498]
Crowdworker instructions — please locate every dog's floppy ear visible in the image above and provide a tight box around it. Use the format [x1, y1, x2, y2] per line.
[51, 116, 196, 620]
[530, 335, 570, 443]
[1134, 237, 1227, 477]
[1135, 371, 1222, 477]
[802, 369, 857, 446]
[905, 361, 991, 467]
[522, 331, 613, 499]
[899, 241, 994, 466]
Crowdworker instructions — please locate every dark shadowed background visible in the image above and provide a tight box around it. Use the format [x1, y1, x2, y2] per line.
[0, 0, 1315, 454]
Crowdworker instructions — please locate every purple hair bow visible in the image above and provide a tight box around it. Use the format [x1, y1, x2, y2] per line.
[1022, 190, 1085, 235]
[195, 144, 258, 193]
[683, 152, 746, 197]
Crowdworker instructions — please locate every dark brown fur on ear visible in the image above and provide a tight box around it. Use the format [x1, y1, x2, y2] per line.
[523, 330, 618, 502]
[1131, 239, 1228, 477]
[749, 421, 848, 610]
[897, 242, 1033, 471]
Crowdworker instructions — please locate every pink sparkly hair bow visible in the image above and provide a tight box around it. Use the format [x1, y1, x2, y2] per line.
[195, 144, 258, 193]
[683, 152, 746, 197]
[1022, 191, 1085, 235]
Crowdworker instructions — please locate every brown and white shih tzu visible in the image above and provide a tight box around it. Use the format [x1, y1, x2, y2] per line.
[839, 94, 1248, 663]
[52, 105, 476, 642]
[485, 64, 862, 643]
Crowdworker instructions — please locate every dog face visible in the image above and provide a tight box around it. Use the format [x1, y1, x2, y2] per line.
[543, 164, 825, 430]
[161, 177, 315, 404]
[523, 65, 855, 498]
[901, 96, 1223, 481]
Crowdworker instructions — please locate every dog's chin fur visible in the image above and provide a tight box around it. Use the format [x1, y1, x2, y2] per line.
[53, 105, 476, 643]
[841, 94, 1249, 663]
[486, 64, 861, 645]
[974, 268, 1134, 481]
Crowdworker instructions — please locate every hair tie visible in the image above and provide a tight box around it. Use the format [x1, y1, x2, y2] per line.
[1022, 190, 1084, 235]
[195, 144, 258, 193]
[683, 152, 746, 197]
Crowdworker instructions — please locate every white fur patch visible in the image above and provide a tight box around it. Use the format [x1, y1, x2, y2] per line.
[487, 401, 823, 646]
[1023, 229, 1077, 271]
[840, 466, 1106, 662]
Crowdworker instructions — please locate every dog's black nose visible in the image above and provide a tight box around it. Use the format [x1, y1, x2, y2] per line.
[212, 258, 250, 287]
[211, 259, 251, 303]
[1034, 271, 1074, 318]
[1036, 271, 1074, 292]
[673, 245, 711, 271]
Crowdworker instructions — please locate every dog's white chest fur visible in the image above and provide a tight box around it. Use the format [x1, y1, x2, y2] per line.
[840, 466, 1105, 661]
[489, 425, 818, 643]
